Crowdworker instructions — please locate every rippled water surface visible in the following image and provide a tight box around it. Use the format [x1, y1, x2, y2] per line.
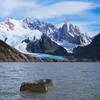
[0, 63, 100, 100]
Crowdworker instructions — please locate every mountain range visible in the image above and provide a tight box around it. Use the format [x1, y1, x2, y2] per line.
[0, 18, 91, 55]
[0, 17, 99, 61]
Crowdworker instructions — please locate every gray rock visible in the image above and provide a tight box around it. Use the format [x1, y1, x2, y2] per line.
[20, 79, 53, 93]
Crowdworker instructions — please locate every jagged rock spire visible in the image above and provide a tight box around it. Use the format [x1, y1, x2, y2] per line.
[65, 18, 70, 31]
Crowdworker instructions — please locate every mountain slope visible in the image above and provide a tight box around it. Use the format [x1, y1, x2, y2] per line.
[0, 40, 42, 62]
[0, 18, 43, 53]
[73, 33, 100, 59]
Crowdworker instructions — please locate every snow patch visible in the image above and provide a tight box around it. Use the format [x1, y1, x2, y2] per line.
[0, 18, 43, 52]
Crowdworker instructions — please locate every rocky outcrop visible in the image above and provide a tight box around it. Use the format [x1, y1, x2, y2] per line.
[73, 33, 100, 60]
[59, 21, 91, 45]
[26, 34, 69, 56]
[20, 79, 53, 93]
[0, 40, 42, 62]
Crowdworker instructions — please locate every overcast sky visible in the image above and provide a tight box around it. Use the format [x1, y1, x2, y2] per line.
[0, 0, 100, 36]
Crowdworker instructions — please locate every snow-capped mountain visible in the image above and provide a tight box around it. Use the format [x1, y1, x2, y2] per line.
[22, 18, 91, 53]
[0, 18, 43, 53]
[0, 18, 69, 56]
[58, 20, 91, 46]
[0, 18, 91, 55]
[23, 18, 91, 45]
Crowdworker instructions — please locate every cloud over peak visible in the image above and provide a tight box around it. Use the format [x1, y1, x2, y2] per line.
[0, 0, 99, 18]
[27, 1, 98, 18]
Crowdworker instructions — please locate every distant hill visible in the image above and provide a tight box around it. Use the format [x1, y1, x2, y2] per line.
[73, 33, 100, 60]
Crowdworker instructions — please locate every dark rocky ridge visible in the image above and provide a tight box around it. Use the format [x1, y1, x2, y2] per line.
[73, 33, 100, 60]
[26, 34, 69, 56]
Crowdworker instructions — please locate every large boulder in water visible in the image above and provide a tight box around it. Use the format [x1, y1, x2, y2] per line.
[20, 79, 53, 93]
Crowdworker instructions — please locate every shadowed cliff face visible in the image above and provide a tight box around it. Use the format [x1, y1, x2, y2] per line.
[26, 34, 69, 56]
[0, 40, 42, 62]
[73, 33, 100, 60]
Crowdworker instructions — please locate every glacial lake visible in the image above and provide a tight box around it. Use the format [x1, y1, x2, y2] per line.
[0, 63, 100, 100]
